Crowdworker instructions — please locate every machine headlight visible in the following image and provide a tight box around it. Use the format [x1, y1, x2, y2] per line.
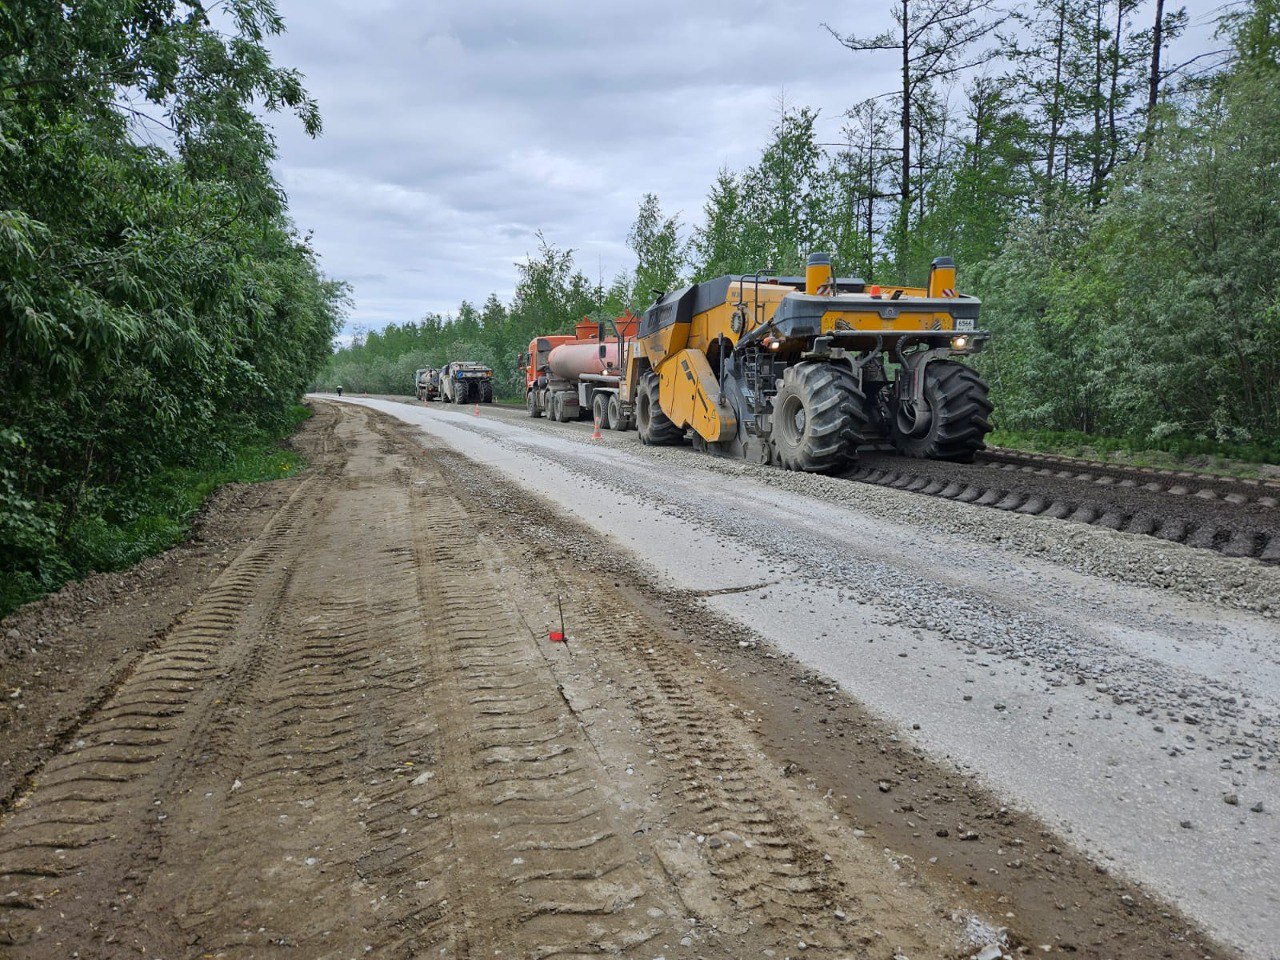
[767, 338, 782, 351]
[951, 335, 969, 351]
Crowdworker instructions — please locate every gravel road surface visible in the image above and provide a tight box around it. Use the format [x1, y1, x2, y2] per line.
[331, 394, 1280, 959]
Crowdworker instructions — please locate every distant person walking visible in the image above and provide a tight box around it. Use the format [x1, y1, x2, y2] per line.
[336, 385, 344, 397]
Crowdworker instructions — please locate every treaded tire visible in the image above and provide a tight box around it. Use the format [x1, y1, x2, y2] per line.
[480, 381, 494, 403]
[770, 362, 866, 473]
[890, 360, 992, 462]
[553, 392, 573, 423]
[635, 372, 684, 445]
[526, 390, 539, 417]
[606, 394, 627, 431]
[592, 392, 609, 427]
[453, 382, 470, 404]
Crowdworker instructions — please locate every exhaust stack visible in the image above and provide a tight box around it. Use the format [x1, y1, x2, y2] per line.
[805, 252, 834, 295]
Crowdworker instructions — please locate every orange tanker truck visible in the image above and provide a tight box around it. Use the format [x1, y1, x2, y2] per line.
[519, 315, 639, 430]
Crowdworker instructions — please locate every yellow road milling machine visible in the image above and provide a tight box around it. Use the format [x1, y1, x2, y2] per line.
[625, 253, 993, 472]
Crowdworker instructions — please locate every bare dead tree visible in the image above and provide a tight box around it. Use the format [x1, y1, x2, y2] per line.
[824, 0, 1004, 268]
[1147, 0, 1166, 118]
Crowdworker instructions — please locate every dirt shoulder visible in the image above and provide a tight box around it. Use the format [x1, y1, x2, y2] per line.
[0, 404, 337, 808]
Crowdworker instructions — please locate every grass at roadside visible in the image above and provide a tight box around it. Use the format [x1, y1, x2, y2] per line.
[0, 405, 310, 619]
[989, 427, 1280, 479]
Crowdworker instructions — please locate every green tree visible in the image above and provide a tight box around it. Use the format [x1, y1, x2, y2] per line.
[690, 168, 746, 280]
[0, 0, 344, 604]
[825, 0, 1002, 267]
[626, 193, 685, 302]
[737, 105, 831, 274]
[905, 77, 1036, 276]
[975, 37, 1280, 444]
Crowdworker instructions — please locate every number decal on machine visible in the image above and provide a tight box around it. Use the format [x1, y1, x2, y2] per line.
[955, 318, 975, 331]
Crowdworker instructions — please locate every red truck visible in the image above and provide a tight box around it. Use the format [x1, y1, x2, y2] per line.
[519, 315, 639, 430]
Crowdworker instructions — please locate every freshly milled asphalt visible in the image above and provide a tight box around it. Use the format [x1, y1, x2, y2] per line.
[321, 394, 1280, 959]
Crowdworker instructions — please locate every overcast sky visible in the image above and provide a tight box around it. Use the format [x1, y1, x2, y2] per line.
[265, 0, 1221, 339]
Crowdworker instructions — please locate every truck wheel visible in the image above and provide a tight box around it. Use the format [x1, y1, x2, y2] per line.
[606, 394, 625, 430]
[480, 381, 494, 404]
[771, 362, 866, 473]
[591, 393, 608, 427]
[890, 360, 992, 462]
[526, 390, 539, 417]
[636, 373, 684, 445]
[555, 394, 573, 423]
[454, 382, 469, 404]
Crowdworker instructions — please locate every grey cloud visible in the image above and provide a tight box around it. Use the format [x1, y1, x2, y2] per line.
[267, 0, 1219, 333]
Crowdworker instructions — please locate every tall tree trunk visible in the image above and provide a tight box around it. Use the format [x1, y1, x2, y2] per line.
[1045, 0, 1067, 205]
[866, 191, 875, 280]
[1090, 0, 1105, 207]
[1105, 0, 1124, 181]
[972, 90, 988, 171]
[899, 0, 911, 271]
[1144, 0, 1165, 155]
[863, 144, 876, 280]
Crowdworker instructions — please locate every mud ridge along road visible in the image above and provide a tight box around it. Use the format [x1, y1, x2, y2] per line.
[0, 400, 1272, 959]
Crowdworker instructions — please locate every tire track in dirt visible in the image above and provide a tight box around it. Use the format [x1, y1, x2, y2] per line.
[0, 454, 325, 947]
[407, 442, 990, 957]
[0, 401, 999, 959]
[440, 458, 979, 959]
[373, 409, 984, 958]
[406, 474, 678, 958]
[153, 445, 459, 957]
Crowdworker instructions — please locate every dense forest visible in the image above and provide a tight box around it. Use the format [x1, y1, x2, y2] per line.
[1, 2, 346, 611]
[324, 0, 1280, 460]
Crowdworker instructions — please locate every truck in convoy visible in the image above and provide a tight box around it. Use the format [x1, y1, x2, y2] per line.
[519, 315, 639, 429]
[414, 367, 440, 401]
[439, 360, 495, 404]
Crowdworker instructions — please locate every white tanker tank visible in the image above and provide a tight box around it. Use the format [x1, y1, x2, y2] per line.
[546, 341, 623, 381]
[521, 316, 639, 427]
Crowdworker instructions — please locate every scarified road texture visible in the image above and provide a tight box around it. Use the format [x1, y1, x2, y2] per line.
[0, 404, 988, 958]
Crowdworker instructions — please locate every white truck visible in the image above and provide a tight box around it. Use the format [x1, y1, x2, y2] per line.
[439, 361, 494, 404]
[414, 367, 440, 401]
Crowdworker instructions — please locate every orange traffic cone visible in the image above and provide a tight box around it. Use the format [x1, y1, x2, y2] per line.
[591, 416, 603, 440]
[474, 402, 480, 417]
